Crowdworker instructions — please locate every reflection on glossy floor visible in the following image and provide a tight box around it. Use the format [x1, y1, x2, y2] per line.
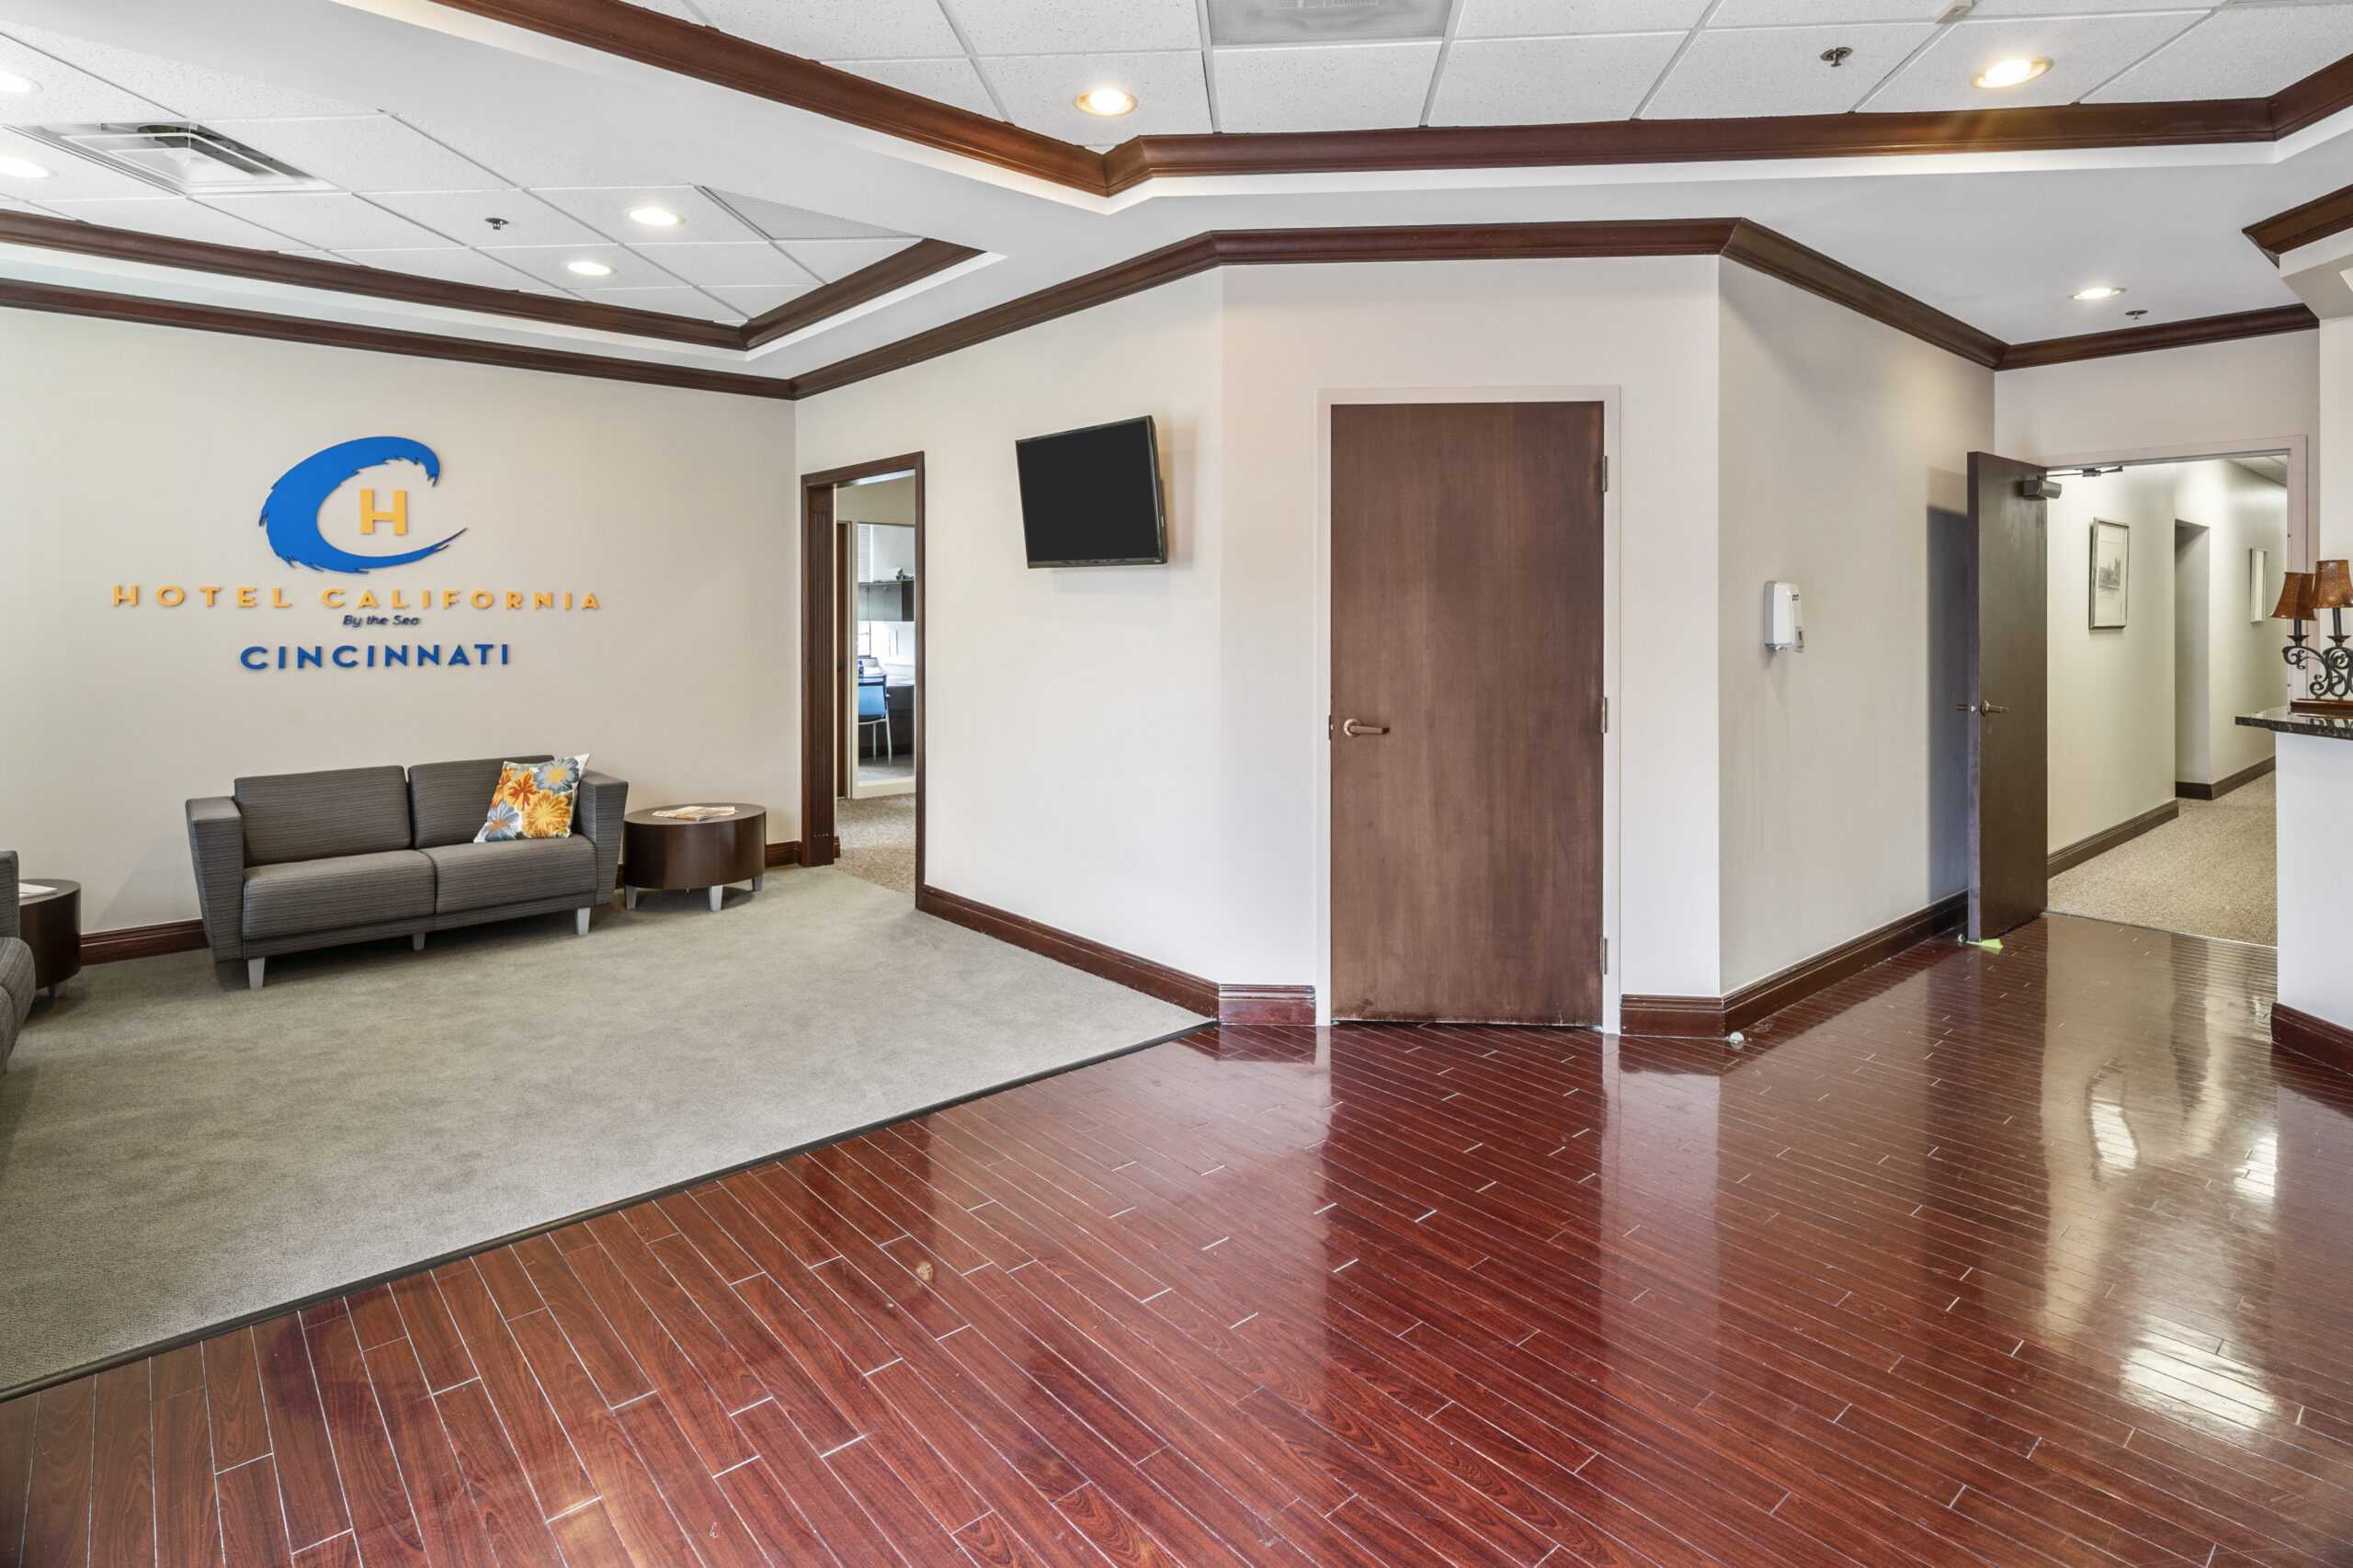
[7, 913, 2351, 1568]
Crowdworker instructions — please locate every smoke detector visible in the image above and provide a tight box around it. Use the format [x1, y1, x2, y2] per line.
[16, 122, 329, 195]
[1206, 0, 1454, 46]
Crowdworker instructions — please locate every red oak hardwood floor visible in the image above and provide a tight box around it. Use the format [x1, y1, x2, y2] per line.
[7, 914, 2353, 1567]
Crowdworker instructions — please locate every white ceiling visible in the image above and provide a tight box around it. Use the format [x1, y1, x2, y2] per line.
[627, 0, 2353, 140]
[0, 19, 919, 324]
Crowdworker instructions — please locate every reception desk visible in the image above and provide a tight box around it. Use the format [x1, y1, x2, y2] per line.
[2241, 707, 2353, 1064]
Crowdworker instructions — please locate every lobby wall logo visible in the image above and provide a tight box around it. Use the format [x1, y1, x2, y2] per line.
[260, 436, 460, 573]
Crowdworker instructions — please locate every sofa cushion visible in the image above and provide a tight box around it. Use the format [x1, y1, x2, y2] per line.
[242, 850, 435, 941]
[1, 937, 33, 1028]
[234, 767, 412, 867]
[410, 756, 553, 849]
[423, 836, 597, 915]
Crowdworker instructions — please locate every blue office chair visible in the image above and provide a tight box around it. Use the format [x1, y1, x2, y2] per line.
[857, 674, 892, 760]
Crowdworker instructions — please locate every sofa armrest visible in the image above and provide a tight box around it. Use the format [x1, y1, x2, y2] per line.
[186, 797, 246, 960]
[572, 771, 627, 900]
[0, 849, 17, 942]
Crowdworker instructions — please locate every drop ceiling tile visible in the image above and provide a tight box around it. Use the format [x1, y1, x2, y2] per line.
[1208, 0, 1451, 43]
[1643, 21, 1938, 117]
[2087, 4, 2353, 99]
[690, 0, 965, 59]
[1432, 32, 1685, 122]
[38, 195, 300, 248]
[616, 0, 711, 18]
[206, 117, 507, 192]
[478, 243, 688, 289]
[529, 185, 762, 243]
[983, 51, 1213, 139]
[331, 246, 550, 291]
[1455, 0, 1712, 34]
[706, 283, 822, 318]
[0, 22, 378, 118]
[625, 240, 819, 285]
[704, 187, 908, 239]
[951, 0, 1201, 53]
[362, 188, 606, 247]
[0, 33, 173, 120]
[1969, 0, 2212, 14]
[778, 236, 921, 281]
[0, 128, 167, 199]
[826, 57, 1003, 118]
[200, 191, 456, 249]
[1212, 40, 1445, 132]
[1863, 12, 2202, 109]
[568, 284, 733, 320]
[389, 115, 677, 188]
[1705, 0, 1939, 24]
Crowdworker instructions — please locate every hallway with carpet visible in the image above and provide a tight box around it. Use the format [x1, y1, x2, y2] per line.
[2047, 774, 2277, 946]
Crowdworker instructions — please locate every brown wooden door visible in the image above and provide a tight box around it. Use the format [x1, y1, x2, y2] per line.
[1330, 402, 1606, 1024]
[1965, 451, 2050, 940]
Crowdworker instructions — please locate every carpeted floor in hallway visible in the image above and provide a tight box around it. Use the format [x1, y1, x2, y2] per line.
[2047, 772, 2275, 945]
[835, 791, 916, 895]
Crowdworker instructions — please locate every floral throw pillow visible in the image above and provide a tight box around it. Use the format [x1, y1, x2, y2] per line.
[476, 755, 590, 842]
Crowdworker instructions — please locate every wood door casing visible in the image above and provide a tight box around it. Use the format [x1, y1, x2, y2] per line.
[1330, 402, 1606, 1025]
[1966, 451, 2050, 941]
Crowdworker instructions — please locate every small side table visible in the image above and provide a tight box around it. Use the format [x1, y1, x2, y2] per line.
[18, 879, 81, 999]
[621, 806, 767, 913]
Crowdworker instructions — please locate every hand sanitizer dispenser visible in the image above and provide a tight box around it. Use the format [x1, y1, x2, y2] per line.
[1766, 582, 1803, 651]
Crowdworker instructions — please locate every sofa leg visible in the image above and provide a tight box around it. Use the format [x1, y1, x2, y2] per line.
[413, 933, 426, 951]
[247, 957, 265, 990]
[575, 907, 591, 937]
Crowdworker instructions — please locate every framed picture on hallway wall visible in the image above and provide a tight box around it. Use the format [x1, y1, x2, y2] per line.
[2090, 520, 2130, 630]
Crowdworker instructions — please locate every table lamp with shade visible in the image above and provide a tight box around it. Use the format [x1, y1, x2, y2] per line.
[2280, 559, 2353, 711]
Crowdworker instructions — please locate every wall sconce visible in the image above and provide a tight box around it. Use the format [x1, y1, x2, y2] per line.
[2279, 561, 2353, 711]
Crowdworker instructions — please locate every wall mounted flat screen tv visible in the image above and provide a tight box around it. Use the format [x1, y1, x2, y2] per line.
[1016, 415, 1166, 567]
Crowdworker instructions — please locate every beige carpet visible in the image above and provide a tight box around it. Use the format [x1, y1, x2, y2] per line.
[837, 792, 916, 895]
[2047, 774, 2276, 945]
[0, 866, 1203, 1394]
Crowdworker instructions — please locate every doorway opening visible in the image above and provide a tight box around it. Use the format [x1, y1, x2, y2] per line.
[801, 456, 923, 898]
[2040, 454, 2290, 946]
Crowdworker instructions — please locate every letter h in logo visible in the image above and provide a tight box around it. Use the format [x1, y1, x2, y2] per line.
[359, 488, 407, 536]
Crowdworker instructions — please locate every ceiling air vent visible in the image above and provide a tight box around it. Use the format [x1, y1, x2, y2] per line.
[16, 123, 330, 195]
[1206, 0, 1454, 45]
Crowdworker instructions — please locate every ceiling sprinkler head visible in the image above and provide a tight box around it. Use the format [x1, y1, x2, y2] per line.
[484, 215, 509, 229]
[1821, 45, 1853, 66]
[2126, 309, 2148, 318]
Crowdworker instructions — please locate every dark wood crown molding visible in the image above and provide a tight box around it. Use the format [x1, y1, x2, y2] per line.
[0, 277, 794, 399]
[1996, 303, 2317, 369]
[0, 208, 977, 352]
[2245, 180, 2353, 263]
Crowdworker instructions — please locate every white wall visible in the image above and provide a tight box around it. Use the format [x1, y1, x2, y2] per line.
[0, 310, 798, 932]
[2175, 525, 2211, 785]
[1713, 264, 1993, 991]
[2175, 460, 2288, 783]
[2045, 466, 2179, 851]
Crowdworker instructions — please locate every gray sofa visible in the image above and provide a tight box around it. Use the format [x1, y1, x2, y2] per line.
[188, 756, 626, 989]
[1, 851, 32, 1069]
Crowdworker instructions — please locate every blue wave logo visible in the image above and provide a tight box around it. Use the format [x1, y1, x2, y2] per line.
[259, 437, 461, 574]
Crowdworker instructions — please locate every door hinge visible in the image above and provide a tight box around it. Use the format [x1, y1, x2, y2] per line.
[1600, 937, 1609, 975]
[1600, 455, 1610, 493]
[1601, 697, 1609, 734]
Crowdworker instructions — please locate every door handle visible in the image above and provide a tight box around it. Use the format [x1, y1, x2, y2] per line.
[1954, 703, 2010, 714]
[1340, 719, 1390, 737]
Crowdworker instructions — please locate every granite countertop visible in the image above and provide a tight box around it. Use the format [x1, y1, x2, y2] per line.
[2238, 705, 2353, 740]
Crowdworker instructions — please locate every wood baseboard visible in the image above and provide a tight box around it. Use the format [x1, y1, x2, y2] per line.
[915, 884, 1314, 1024]
[2176, 756, 2274, 803]
[764, 840, 806, 868]
[82, 919, 208, 964]
[2049, 801, 2179, 878]
[2272, 1002, 2353, 1073]
[1622, 892, 1969, 1040]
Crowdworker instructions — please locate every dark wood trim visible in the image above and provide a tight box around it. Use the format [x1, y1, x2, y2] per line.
[917, 884, 1221, 1017]
[1622, 892, 1968, 1039]
[2049, 800, 2179, 876]
[2244, 181, 2353, 263]
[2272, 1001, 2353, 1073]
[1722, 220, 2005, 368]
[763, 840, 805, 869]
[743, 241, 981, 349]
[1216, 985, 1317, 1027]
[2268, 51, 2353, 138]
[0, 278, 795, 399]
[0, 209, 978, 353]
[81, 918, 208, 965]
[1998, 305, 2318, 370]
[2177, 755, 2276, 801]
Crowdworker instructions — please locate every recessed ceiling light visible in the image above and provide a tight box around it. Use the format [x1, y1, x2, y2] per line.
[1974, 56, 2050, 89]
[566, 259, 614, 277]
[0, 70, 34, 94]
[0, 155, 53, 178]
[629, 206, 681, 227]
[1074, 87, 1137, 117]
[2073, 285, 2124, 301]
